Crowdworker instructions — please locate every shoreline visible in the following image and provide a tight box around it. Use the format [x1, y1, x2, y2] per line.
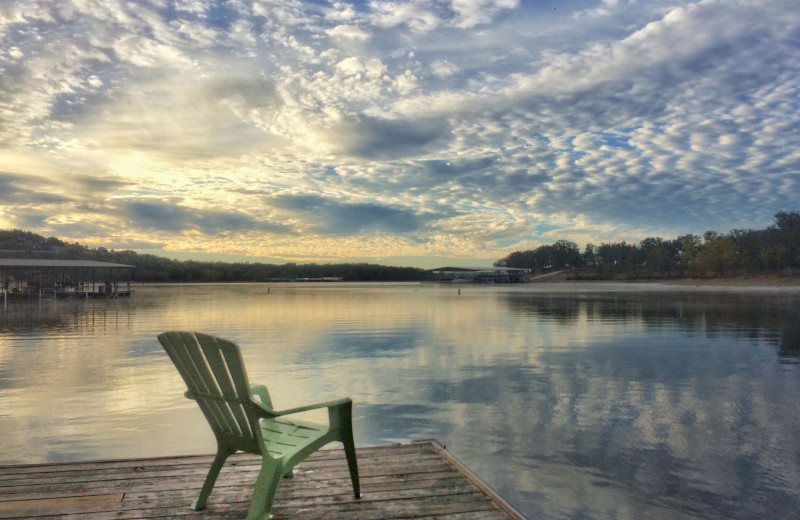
[661, 276, 800, 287]
[533, 272, 800, 287]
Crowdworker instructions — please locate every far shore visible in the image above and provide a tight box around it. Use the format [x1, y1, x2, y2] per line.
[532, 271, 800, 287]
[661, 275, 800, 287]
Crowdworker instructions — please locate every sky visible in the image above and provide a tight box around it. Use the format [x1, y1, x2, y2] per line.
[0, 0, 798, 269]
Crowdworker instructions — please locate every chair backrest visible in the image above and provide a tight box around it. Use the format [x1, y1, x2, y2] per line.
[158, 331, 264, 453]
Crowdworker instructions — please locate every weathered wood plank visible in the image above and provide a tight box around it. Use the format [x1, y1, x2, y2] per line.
[1, 474, 475, 516]
[0, 461, 456, 500]
[0, 443, 431, 478]
[16, 492, 498, 520]
[3, 472, 466, 503]
[0, 442, 526, 520]
[0, 494, 124, 512]
[0, 447, 444, 489]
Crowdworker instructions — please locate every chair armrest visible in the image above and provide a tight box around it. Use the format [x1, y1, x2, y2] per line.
[271, 397, 352, 416]
[251, 396, 352, 418]
[249, 384, 272, 408]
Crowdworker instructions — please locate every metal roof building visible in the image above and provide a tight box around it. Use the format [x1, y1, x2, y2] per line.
[429, 266, 530, 283]
[1, 259, 135, 301]
[0, 259, 134, 269]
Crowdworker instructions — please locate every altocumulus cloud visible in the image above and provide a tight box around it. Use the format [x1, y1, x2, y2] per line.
[332, 115, 451, 160]
[121, 201, 290, 235]
[269, 194, 429, 235]
[0, 0, 798, 266]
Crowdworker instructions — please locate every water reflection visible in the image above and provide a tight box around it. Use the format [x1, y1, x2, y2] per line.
[503, 289, 797, 351]
[1, 283, 799, 519]
[779, 325, 800, 363]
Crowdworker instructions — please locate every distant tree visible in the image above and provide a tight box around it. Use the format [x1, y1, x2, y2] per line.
[550, 240, 581, 269]
[495, 240, 580, 272]
[729, 229, 765, 273]
[677, 234, 702, 270]
[638, 237, 678, 273]
[495, 249, 537, 269]
[690, 235, 738, 277]
[597, 241, 637, 268]
[773, 211, 800, 268]
[583, 244, 597, 267]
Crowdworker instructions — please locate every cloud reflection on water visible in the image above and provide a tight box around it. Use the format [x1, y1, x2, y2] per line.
[0, 284, 799, 519]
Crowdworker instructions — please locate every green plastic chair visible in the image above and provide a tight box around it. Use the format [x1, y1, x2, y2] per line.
[158, 331, 360, 519]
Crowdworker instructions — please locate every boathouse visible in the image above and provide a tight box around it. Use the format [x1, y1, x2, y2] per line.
[430, 266, 531, 283]
[0, 259, 134, 301]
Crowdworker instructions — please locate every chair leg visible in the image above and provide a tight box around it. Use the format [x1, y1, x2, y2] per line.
[245, 457, 283, 520]
[192, 445, 232, 510]
[342, 427, 361, 499]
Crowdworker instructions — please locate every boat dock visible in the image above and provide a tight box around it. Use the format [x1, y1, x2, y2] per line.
[1, 259, 135, 305]
[0, 441, 525, 519]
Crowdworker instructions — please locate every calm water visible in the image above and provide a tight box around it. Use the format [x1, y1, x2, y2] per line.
[1, 282, 799, 519]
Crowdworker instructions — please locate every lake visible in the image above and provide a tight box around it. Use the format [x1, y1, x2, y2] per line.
[1, 282, 799, 519]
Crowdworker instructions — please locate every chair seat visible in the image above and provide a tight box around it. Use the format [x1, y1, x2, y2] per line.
[261, 417, 329, 459]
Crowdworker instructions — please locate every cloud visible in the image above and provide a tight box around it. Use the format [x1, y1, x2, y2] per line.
[330, 115, 450, 159]
[76, 70, 284, 161]
[269, 194, 431, 235]
[0, 172, 74, 205]
[574, 0, 622, 20]
[119, 200, 290, 235]
[368, 1, 443, 32]
[430, 60, 459, 78]
[0, 0, 799, 265]
[451, 0, 520, 29]
[328, 24, 371, 43]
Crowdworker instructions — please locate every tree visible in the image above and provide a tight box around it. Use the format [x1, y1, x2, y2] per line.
[597, 241, 637, 268]
[638, 237, 677, 273]
[773, 211, 800, 268]
[729, 229, 766, 273]
[583, 244, 597, 267]
[550, 240, 581, 269]
[690, 235, 738, 277]
[678, 234, 701, 269]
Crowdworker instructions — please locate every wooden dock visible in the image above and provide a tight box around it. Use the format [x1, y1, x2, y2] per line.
[0, 441, 525, 519]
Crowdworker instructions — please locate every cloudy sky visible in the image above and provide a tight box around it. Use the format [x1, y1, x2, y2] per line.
[1, 0, 798, 268]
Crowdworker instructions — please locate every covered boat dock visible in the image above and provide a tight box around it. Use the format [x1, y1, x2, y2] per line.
[1, 259, 134, 303]
[429, 266, 531, 283]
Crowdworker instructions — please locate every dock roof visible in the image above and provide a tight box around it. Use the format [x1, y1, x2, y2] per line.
[0, 259, 134, 269]
[429, 266, 529, 272]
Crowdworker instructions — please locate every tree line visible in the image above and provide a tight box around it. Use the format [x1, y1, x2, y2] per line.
[0, 230, 429, 282]
[3, 210, 798, 282]
[494, 211, 800, 279]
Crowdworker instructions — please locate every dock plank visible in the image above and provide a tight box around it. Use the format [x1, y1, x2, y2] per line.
[0, 441, 525, 519]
